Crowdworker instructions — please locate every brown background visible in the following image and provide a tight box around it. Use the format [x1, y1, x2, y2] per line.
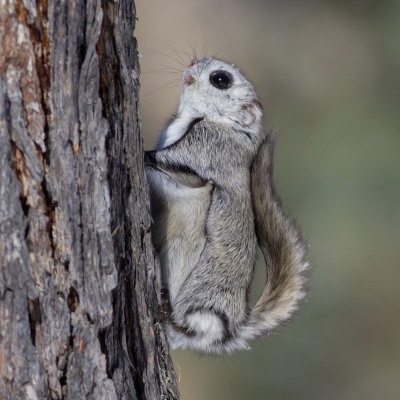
[135, 1, 400, 399]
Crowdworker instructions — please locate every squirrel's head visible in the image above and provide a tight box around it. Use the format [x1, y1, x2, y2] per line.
[179, 57, 265, 142]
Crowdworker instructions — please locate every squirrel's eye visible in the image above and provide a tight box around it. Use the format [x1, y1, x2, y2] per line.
[210, 71, 232, 90]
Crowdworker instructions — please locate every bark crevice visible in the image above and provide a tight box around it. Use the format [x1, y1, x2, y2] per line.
[0, 0, 179, 398]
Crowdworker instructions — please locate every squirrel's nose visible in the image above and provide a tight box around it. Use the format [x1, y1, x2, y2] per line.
[189, 59, 197, 67]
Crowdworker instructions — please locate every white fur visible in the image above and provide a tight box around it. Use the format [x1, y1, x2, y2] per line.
[156, 57, 263, 150]
[157, 108, 200, 149]
[167, 311, 224, 352]
[187, 312, 223, 339]
[145, 166, 212, 302]
[178, 58, 263, 139]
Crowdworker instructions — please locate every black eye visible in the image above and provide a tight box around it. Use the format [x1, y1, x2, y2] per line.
[210, 71, 232, 90]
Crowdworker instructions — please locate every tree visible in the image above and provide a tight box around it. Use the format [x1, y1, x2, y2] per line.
[0, 0, 179, 398]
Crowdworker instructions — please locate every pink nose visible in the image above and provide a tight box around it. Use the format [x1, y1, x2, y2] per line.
[189, 59, 197, 67]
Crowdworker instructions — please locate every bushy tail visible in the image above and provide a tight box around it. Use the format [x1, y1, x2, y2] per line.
[241, 131, 310, 341]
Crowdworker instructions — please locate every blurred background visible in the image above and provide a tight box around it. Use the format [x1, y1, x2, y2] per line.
[135, 0, 400, 399]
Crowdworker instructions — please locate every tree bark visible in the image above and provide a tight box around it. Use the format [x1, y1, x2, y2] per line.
[0, 0, 179, 398]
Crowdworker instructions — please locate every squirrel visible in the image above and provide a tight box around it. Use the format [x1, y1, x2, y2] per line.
[145, 57, 309, 353]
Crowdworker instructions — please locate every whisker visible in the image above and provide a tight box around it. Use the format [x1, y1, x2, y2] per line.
[201, 28, 209, 59]
[142, 48, 187, 68]
[176, 32, 197, 61]
[152, 62, 183, 73]
[212, 43, 239, 59]
[142, 59, 183, 74]
[166, 41, 188, 66]
[141, 81, 180, 98]
[142, 68, 182, 75]
[142, 71, 182, 80]
[142, 80, 181, 84]
[192, 31, 197, 59]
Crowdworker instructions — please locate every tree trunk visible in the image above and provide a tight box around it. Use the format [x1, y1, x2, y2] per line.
[0, 0, 179, 398]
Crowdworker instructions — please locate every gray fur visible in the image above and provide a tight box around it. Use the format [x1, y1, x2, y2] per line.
[145, 57, 309, 353]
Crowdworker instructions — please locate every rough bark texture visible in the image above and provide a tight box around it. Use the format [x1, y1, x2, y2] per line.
[0, 0, 179, 398]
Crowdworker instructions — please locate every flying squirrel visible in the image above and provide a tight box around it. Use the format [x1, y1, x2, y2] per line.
[145, 57, 309, 354]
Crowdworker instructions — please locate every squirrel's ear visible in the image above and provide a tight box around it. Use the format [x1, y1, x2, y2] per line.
[241, 99, 264, 127]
